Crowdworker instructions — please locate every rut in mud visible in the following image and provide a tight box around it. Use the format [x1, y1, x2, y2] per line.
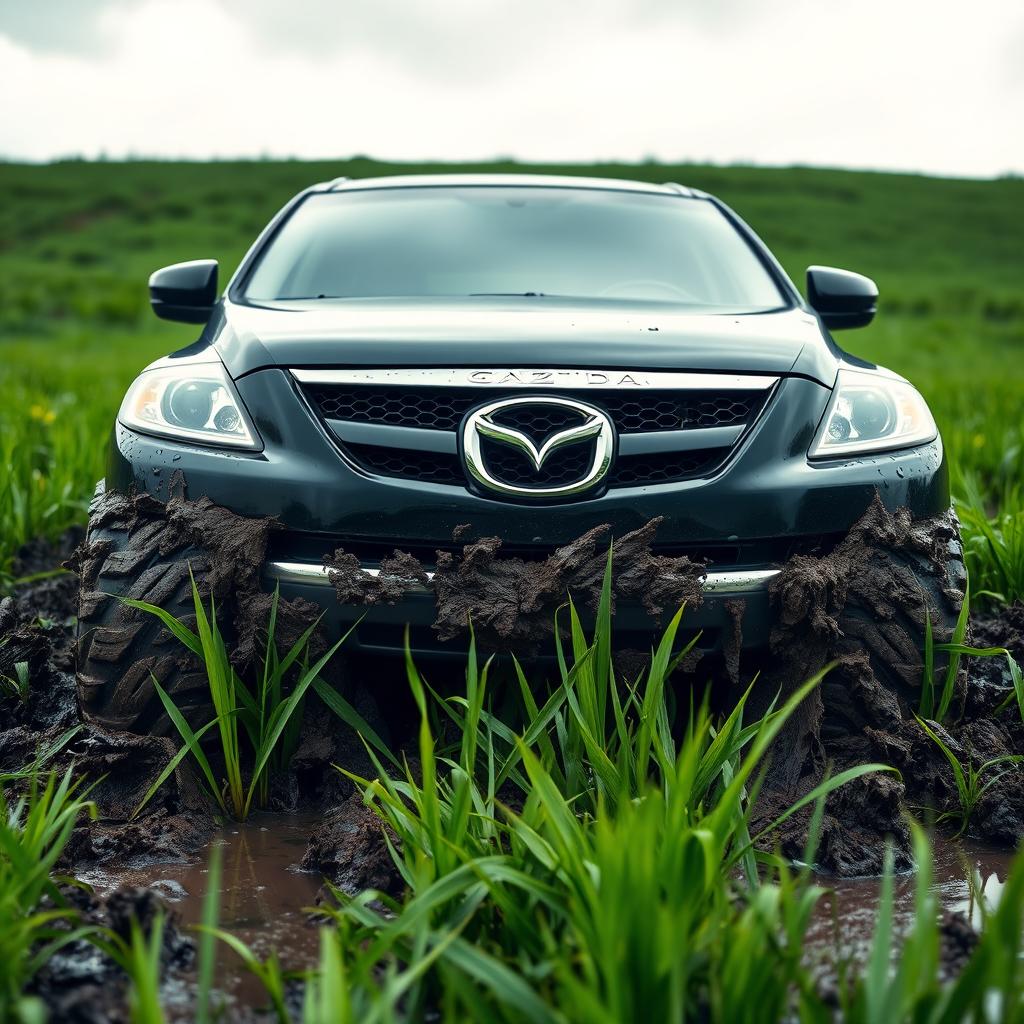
[3, 488, 1024, 1015]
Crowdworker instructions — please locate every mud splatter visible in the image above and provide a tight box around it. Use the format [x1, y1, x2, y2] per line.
[722, 598, 746, 687]
[433, 517, 706, 648]
[322, 547, 431, 606]
[324, 516, 706, 651]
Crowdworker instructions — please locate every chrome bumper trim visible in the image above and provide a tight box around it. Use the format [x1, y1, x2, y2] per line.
[265, 560, 780, 596]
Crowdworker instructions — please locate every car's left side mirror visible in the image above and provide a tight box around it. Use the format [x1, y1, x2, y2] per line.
[806, 265, 878, 330]
[149, 259, 219, 323]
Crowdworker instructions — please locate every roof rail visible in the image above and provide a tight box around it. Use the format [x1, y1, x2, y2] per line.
[327, 176, 350, 190]
[661, 181, 695, 196]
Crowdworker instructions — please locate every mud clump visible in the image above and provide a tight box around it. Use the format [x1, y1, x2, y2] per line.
[768, 495, 966, 721]
[325, 516, 706, 651]
[72, 480, 304, 680]
[29, 885, 193, 1023]
[323, 547, 432, 606]
[302, 792, 403, 899]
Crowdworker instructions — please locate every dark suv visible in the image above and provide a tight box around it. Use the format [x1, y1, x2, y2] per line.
[76, 174, 959, 731]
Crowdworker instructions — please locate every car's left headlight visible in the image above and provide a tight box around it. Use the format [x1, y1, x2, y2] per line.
[118, 361, 261, 450]
[809, 368, 937, 459]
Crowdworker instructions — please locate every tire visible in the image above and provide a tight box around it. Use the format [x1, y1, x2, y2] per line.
[76, 489, 214, 736]
[822, 517, 969, 737]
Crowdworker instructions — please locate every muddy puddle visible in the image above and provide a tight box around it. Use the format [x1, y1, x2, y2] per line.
[75, 811, 1015, 1016]
[808, 836, 1012, 965]
[79, 813, 324, 1017]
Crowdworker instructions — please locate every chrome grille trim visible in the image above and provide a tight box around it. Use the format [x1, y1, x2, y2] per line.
[291, 368, 779, 391]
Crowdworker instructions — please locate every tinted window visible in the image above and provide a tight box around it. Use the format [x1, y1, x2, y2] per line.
[243, 186, 785, 310]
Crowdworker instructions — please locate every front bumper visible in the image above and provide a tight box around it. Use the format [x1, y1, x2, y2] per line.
[265, 559, 781, 658]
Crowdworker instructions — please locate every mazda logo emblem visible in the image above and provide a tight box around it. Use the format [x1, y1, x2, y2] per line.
[462, 396, 615, 498]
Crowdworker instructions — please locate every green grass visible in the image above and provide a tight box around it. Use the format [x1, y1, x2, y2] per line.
[179, 601, 1024, 1021]
[917, 716, 1024, 837]
[957, 477, 1024, 606]
[0, 652, 30, 704]
[0, 769, 98, 1022]
[128, 579, 354, 820]
[1, 158, 1023, 583]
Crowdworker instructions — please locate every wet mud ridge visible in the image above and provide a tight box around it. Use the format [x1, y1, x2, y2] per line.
[324, 514, 707, 650]
[3, 488, 1024, 1015]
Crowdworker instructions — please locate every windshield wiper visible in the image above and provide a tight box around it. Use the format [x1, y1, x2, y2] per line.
[469, 292, 547, 298]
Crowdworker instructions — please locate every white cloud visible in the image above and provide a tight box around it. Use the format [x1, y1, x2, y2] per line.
[0, 0, 1021, 175]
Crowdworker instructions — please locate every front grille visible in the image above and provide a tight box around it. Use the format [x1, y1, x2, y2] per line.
[345, 441, 725, 489]
[306, 385, 765, 434]
[489, 402, 586, 436]
[345, 444, 463, 485]
[614, 449, 722, 485]
[298, 373, 776, 496]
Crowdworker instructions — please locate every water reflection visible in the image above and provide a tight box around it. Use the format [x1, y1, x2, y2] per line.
[81, 812, 323, 1013]
[807, 836, 1015, 962]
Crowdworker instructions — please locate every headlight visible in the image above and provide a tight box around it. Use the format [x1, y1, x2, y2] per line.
[809, 369, 936, 458]
[118, 361, 261, 449]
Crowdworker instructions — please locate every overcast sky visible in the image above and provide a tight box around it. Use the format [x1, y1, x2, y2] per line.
[2, 0, 1022, 177]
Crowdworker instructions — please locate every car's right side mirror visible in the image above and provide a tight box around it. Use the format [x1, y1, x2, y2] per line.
[806, 265, 878, 330]
[149, 259, 219, 323]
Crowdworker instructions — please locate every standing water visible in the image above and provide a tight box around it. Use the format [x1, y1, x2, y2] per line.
[78, 817, 1015, 1011]
[79, 812, 324, 1015]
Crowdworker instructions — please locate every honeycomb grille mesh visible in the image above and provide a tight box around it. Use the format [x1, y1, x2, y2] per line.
[306, 385, 762, 434]
[481, 438, 594, 487]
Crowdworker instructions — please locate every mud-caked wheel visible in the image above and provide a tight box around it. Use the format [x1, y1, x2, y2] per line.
[75, 495, 215, 736]
[833, 534, 968, 715]
[770, 501, 970, 739]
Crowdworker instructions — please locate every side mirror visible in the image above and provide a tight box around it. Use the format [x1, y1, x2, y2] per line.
[149, 260, 219, 323]
[806, 266, 877, 330]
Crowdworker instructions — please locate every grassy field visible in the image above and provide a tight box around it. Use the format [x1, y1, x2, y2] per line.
[2, 158, 1023, 596]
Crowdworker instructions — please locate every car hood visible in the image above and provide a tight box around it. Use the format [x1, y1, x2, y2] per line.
[210, 297, 839, 386]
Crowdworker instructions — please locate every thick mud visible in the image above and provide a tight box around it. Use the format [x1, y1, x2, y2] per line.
[4, 492, 1024, 1017]
[77, 813, 324, 1020]
[30, 884, 195, 1023]
[744, 497, 1024, 875]
[33, 807, 1017, 1017]
[808, 836, 1011, 983]
[325, 515, 706, 650]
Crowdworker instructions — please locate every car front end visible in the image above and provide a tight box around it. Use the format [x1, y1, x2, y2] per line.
[79, 174, 952, 733]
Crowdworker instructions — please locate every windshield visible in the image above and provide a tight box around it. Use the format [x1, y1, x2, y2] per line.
[242, 186, 786, 310]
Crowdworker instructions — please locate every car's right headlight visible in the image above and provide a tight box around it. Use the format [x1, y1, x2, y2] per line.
[118, 361, 261, 450]
[809, 368, 937, 459]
